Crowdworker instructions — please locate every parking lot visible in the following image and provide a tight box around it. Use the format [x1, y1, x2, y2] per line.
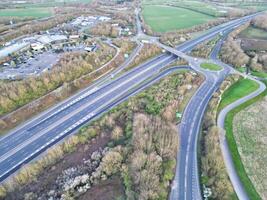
[0, 15, 109, 80]
[0, 51, 60, 79]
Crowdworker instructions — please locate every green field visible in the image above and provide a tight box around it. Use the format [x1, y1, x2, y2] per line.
[251, 71, 267, 78]
[239, 26, 267, 40]
[218, 78, 259, 111]
[200, 62, 222, 71]
[236, 67, 267, 79]
[223, 81, 267, 200]
[0, 7, 54, 18]
[142, 0, 226, 16]
[3, 0, 92, 8]
[239, 4, 267, 11]
[142, 5, 215, 32]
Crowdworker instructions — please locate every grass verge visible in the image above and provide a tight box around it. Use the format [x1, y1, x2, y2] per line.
[251, 70, 267, 78]
[200, 62, 222, 71]
[218, 78, 259, 111]
[224, 80, 267, 200]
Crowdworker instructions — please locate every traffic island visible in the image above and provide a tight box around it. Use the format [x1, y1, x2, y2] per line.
[200, 62, 222, 71]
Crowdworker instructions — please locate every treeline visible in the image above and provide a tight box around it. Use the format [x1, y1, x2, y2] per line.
[0, 71, 201, 200]
[88, 6, 135, 38]
[191, 36, 220, 58]
[200, 74, 240, 199]
[0, 16, 34, 25]
[221, 17, 267, 71]
[0, 41, 115, 117]
[227, 8, 254, 18]
[251, 13, 267, 30]
[159, 18, 228, 46]
[128, 43, 162, 69]
[90, 22, 120, 38]
[0, 14, 76, 45]
[220, 23, 250, 68]
[0, 40, 134, 133]
[125, 113, 178, 199]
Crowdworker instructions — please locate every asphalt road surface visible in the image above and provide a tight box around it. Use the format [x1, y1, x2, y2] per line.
[0, 13, 260, 197]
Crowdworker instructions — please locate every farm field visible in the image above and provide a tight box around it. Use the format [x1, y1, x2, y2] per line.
[141, 5, 215, 32]
[142, 0, 226, 17]
[0, 7, 54, 18]
[239, 26, 267, 40]
[221, 79, 266, 200]
[233, 97, 267, 199]
[218, 78, 259, 111]
[239, 3, 267, 11]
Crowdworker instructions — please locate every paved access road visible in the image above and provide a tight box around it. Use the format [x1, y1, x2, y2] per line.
[0, 12, 260, 188]
[217, 77, 265, 200]
[213, 35, 266, 199]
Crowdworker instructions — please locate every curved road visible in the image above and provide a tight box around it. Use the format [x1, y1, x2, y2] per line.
[210, 25, 266, 200]
[216, 67, 266, 200]
[0, 12, 261, 197]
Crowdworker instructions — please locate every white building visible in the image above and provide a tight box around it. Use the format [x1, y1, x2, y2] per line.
[31, 43, 45, 51]
[37, 35, 68, 44]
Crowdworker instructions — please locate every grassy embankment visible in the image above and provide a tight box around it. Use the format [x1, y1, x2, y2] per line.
[218, 78, 259, 111]
[141, 5, 215, 32]
[0, 71, 202, 199]
[219, 78, 266, 200]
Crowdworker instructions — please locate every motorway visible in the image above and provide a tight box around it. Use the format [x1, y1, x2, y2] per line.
[165, 45, 231, 200]
[154, 15, 257, 199]
[0, 11, 261, 199]
[0, 51, 175, 182]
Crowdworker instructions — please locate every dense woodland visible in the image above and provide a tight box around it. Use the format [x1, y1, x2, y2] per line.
[221, 13, 267, 72]
[0, 41, 115, 116]
[201, 74, 240, 200]
[0, 71, 202, 200]
[0, 39, 136, 133]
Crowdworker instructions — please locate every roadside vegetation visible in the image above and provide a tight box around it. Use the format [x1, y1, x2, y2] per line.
[190, 36, 220, 58]
[200, 74, 240, 200]
[251, 70, 267, 78]
[0, 14, 76, 45]
[223, 81, 267, 200]
[0, 40, 135, 134]
[127, 43, 162, 70]
[0, 71, 203, 200]
[220, 22, 250, 69]
[218, 78, 259, 111]
[221, 13, 267, 74]
[200, 62, 222, 71]
[200, 69, 263, 200]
